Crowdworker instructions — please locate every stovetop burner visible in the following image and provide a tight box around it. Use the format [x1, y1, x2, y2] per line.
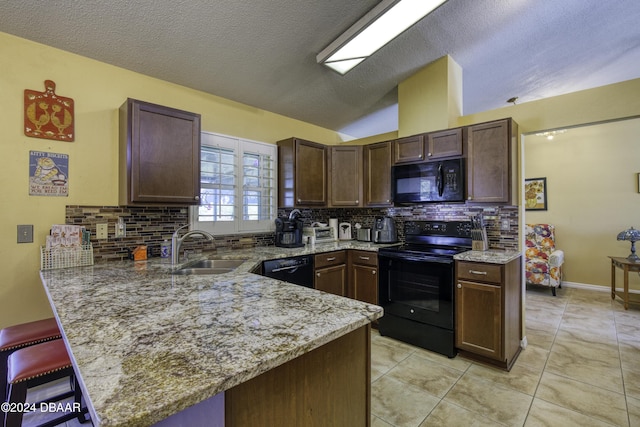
[378, 220, 472, 260]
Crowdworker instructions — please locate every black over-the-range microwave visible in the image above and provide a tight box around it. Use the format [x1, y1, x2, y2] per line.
[391, 158, 465, 203]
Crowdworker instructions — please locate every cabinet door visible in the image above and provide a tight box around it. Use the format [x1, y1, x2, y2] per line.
[394, 135, 425, 164]
[426, 128, 463, 160]
[329, 146, 362, 207]
[351, 264, 378, 305]
[363, 141, 393, 207]
[120, 99, 201, 205]
[315, 264, 347, 297]
[467, 119, 514, 203]
[456, 280, 502, 360]
[295, 140, 327, 206]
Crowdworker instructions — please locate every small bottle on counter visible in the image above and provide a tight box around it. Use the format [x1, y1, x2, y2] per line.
[160, 240, 171, 258]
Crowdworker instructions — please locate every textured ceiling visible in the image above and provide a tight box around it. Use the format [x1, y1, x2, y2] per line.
[1, 0, 639, 139]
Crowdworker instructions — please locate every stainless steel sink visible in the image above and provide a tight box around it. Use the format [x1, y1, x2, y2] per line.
[171, 259, 246, 275]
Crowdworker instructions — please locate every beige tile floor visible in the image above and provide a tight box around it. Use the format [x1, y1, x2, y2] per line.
[372, 286, 640, 427]
[19, 286, 640, 427]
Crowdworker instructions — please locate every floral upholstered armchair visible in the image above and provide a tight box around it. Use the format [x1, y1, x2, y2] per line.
[525, 224, 565, 296]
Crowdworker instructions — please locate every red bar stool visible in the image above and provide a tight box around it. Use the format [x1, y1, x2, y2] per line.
[1, 318, 61, 404]
[4, 339, 88, 427]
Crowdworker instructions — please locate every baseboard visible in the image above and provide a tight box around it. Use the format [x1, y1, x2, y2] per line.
[560, 281, 609, 292]
[560, 281, 640, 295]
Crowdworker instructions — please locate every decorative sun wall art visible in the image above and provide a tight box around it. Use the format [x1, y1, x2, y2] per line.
[24, 80, 75, 141]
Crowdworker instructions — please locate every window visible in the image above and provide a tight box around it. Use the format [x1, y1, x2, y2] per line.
[191, 132, 277, 234]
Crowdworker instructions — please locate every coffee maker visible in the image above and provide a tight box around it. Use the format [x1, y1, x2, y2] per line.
[275, 217, 304, 248]
[373, 216, 398, 243]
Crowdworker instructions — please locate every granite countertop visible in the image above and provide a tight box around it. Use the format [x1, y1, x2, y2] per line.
[453, 249, 522, 264]
[39, 241, 389, 427]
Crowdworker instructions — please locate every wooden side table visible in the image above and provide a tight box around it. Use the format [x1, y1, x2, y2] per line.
[609, 256, 640, 310]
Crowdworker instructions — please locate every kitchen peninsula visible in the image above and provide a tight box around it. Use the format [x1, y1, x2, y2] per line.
[39, 242, 385, 427]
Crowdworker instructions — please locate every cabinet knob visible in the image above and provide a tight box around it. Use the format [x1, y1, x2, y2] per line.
[194, 195, 200, 201]
[355, 200, 359, 204]
[427, 152, 432, 157]
[372, 270, 376, 275]
[457, 283, 462, 289]
[467, 196, 472, 200]
[297, 198, 302, 203]
[418, 154, 423, 158]
[316, 272, 320, 277]
[386, 199, 390, 203]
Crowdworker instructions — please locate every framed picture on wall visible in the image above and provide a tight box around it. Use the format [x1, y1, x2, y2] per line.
[525, 177, 547, 211]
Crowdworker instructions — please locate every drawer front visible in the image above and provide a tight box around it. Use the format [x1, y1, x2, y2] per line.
[350, 250, 377, 267]
[456, 261, 502, 284]
[315, 251, 347, 269]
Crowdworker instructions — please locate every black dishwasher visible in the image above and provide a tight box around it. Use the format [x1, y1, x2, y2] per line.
[262, 255, 314, 288]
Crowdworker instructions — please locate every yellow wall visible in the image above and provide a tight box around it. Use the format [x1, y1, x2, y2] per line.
[0, 32, 344, 328]
[524, 118, 640, 290]
[398, 55, 462, 137]
[456, 79, 640, 134]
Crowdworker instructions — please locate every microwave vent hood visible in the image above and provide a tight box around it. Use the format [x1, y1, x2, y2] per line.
[392, 158, 465, 204]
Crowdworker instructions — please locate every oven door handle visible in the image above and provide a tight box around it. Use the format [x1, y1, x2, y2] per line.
[379, 253, 454, 264]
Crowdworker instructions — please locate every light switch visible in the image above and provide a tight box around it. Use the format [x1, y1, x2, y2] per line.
[17, 225, 33, 243]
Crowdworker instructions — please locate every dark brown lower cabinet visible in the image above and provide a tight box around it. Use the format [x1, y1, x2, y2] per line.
[455, 257, 522, 371]
[349, 251, 378, 305]
[314, 251, 347, 297]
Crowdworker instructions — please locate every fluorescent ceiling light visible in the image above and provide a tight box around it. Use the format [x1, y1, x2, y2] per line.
[317, 0, 447, 75]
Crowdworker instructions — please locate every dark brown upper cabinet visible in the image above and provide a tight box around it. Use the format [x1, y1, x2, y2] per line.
[426, 127, 463, 160]
[363, 141, 393, 207]
[277, 137, 327, 207]
[466, 118, 518, 204]
[393, 135, 425, 164]
[119, 98, 201, 205]
[328, 145, 363, 207]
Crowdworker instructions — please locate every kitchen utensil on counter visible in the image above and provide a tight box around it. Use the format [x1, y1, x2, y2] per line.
[357, 228, 372, 242]
[275, 217, 304, 248]
[373, 216, 397, 243]
[303, 225, 335, 243]
[329, 218, 339, 241]
[339, 222, 352, 240]
[470, 214, 488, 251]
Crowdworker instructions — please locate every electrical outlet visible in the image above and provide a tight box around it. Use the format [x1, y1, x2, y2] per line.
[96, 223, 108, 240]
[501, 219, 510, 231]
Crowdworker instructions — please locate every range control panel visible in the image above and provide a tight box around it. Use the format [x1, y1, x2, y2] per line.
[404, 221, 472, 238]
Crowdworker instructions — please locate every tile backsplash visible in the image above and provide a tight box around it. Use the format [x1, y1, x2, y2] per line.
[67, 203, 518, 262]
[278, 204, 519, 250]
[66, 206, 274, 262]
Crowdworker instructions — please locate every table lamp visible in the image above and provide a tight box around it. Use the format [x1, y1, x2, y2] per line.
[617, 227, 640, 262]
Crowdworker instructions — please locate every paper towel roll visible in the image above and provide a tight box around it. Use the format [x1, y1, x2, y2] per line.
[329, 218, 338, 241]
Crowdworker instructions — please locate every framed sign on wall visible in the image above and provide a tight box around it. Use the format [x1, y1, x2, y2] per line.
[525, 177, 547, 211]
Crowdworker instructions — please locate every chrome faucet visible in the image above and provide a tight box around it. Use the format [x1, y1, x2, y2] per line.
[171, 225, 215, 265]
